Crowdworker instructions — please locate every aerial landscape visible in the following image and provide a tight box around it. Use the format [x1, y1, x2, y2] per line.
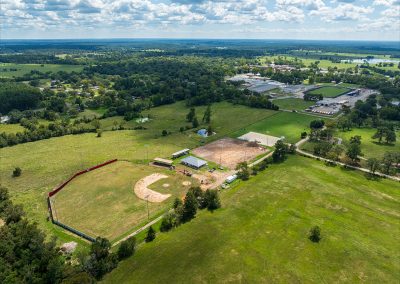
[0, 0, 400, 283]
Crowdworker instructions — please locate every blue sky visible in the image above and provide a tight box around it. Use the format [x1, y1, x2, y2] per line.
[1, 0, 399, 41]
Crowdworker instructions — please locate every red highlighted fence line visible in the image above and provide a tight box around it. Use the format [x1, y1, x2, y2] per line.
[48, 159, 118, 197]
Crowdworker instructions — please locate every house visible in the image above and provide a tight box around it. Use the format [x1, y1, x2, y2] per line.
[0, 116, 10, 124]
[172, 148, 190, 159]
[181, 156, 207, 169]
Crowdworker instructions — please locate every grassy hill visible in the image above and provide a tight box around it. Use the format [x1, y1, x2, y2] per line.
[103, 156, 400, 283]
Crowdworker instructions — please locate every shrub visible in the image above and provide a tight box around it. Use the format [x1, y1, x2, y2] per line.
[309, 226, 321, 243]
[12, 167, 22, 177]
[145, 226, 156, 242]
[117, 237, 136, 260]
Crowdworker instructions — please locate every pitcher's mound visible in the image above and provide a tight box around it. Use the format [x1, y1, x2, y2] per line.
[182, 181, 192, 186]
[162, 183, 170, 188]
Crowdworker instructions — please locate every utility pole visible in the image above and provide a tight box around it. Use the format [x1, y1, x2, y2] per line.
[146, 194, 150, 220]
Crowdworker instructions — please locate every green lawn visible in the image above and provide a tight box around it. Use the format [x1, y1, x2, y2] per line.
[0, 63, 84, 78]
[234, 112, 322, 143]
[0, 101, 277, 242]
[103, 156, 400, 283]
[307, 86, 350, 98]
[54, 161, 196, 241]
[337, 128, 400, 159]
[273, 98, 315, 111]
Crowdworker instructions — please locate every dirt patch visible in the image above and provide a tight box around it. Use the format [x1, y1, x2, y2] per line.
[238, 132, 281, 147]
[192, 138, 266, 169]
[193, 170, 235, 190]
[134, 173, 171, 203]
[182, 181, 192, 186]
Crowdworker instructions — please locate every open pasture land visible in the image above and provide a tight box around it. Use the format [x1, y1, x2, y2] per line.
[0, 101, 277, 241]
[192, 138, 267, 169]
[273, 98, 315, 111]
[104, 156, 400, 283]
[234, 112, 321, 144]
[0, 63, 84, 78]
[337, 128, 400, 159]
[52, 161, 195, 241]
[307, 86, 350, 98]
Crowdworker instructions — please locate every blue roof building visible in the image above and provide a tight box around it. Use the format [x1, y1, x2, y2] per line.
[197, 129, 208, 137]
[181, 156, 207, 169]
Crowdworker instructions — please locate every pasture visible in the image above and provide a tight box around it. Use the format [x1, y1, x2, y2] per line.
[337, 128, 400, 159]
[234, 112, 321, 144]
[273, 98, 314, 111]
[307, 86, 350, 98]
[103, 156, 400, 283]
[0, 123, 25, 134]
[52, 161, 195, 241]
[0, 63, 84, 78]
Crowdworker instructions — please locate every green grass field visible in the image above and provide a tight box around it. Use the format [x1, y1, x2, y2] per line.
[0, 123, 25, 134]
[337, 128, 400, 159]
[53, 161, 196, 241]
[0, 101, 277, 242]
[234, 112, 322, 143]
[273, 98, 315, 111]
[103, 156, 400, 283]
[307, 86, 350, 98]
[0, 63, 84, 78]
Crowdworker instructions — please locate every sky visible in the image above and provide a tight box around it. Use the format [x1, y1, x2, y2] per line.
[1, 0, 400, 41]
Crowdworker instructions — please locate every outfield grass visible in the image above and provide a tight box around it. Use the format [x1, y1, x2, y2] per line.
[0, 63, 84, 78]
[337, 128, 400, 159]
[233, 112, 322, 143]
[53, 161, 196, 241]
[103, 156, 400, 283]
[307, 86, 350, 98]
[273, 98, 315, 111]
[0, 101, 277, 242]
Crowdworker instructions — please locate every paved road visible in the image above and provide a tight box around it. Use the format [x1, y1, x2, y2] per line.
[295, 137, 400, 182]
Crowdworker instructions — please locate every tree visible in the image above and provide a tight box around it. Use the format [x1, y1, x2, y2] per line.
[173, 197, 183, 209]
[117, 237, 136, 260]
[381, 152, 394, 175]
[204, 189, 221, 211]
[180, 191, 198, 223]
[309, 226, 321, 243]
[346, 142, 362, 163]
[145, 226, 156, 242]
[301, 132, 307, 139]
[160, 212, 178, 232]
[202, 105, 211, 123]
[85, 237, 118, 280]
[310, 119, 325, 129]
[192, 116, 199, 128]
[207, 124, 213, 136]
[186, 108, 195, 122]
[372, 127, 387, 143]
[385, 129, 396, 144]
[272, 140, 289, 162]
[236, 162, 250, 181]
[12, 167, 21, 177]
[162, 129, 168, 136]
[367, 158, 380, 174]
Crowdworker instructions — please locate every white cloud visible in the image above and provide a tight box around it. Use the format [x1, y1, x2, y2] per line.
[309, 3, 374, 21]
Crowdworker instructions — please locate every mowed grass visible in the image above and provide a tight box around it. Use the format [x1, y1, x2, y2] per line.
[234, 112, 321, 143]
[103, 156, 400, 283]
[0, 101, 277, 241]
[337, 128, 400, 159]
[273, 98, 315, 111]
[0, 63, 84, 78]
[307, 86, 350, 98]
[53, 161, 195, 241]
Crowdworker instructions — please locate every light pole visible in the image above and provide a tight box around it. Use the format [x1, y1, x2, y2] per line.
[145, 194, 150, 220]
